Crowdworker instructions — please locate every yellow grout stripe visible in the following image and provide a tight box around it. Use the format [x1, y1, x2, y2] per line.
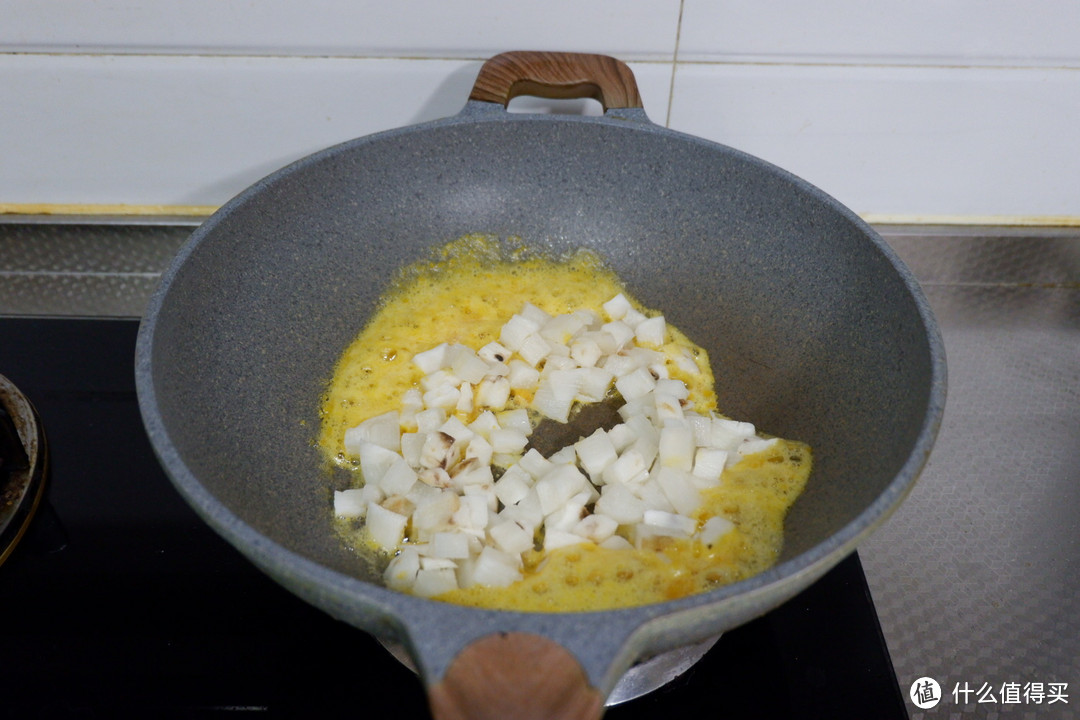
[0, 203, 218, 218]
[3, 204, 1080, 228]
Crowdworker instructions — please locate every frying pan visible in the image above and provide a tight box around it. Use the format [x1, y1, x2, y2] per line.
[135, 52, 946, 718]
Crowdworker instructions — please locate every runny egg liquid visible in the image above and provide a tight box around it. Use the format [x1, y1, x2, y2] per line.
[319, 236, 811, 611]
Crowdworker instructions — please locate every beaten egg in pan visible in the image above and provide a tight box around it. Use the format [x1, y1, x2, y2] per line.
[318, 236, 810, 611]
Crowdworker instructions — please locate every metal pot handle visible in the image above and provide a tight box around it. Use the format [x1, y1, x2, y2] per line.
[468, 51, 644, 111]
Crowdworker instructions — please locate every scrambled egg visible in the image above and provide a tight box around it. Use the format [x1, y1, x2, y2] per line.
[319, 235, 810, 610]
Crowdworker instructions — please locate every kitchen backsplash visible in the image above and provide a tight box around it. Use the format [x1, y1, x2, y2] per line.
[2, 0, 1078, 222]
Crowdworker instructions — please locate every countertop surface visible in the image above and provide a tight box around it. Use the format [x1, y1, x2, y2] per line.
[2, 219, 1078, 718]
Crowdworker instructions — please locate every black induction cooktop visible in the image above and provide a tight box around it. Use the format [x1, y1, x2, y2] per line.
[0, 317, 908, 719]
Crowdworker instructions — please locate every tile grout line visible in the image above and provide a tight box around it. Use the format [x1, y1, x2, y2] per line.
[665, 0, 685, 129]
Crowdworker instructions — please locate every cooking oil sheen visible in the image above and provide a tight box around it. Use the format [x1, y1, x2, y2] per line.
[319, 235, 810, 610]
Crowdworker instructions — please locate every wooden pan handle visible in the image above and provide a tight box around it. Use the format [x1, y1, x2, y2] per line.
[469, 51, 643, 110]
[427, 632, 605, 720]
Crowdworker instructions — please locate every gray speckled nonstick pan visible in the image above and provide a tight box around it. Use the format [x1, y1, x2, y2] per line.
[135, 52, 945, 719]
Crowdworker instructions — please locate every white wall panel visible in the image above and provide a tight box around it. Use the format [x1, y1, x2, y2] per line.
[667, 63, 1080, 218]
[0, 54, 673, 207]
[679, 0, 1080, 66]
[2, 0, 681, 60]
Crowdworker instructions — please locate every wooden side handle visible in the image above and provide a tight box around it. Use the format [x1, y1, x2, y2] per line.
[427, 632, 605, 720]
[469, 51, 643, 110]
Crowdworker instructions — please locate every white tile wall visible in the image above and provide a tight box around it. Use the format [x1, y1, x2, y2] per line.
[2, 0, 1078, 221]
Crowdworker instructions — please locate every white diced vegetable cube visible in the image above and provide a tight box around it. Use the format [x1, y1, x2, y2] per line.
[500, 314, 540, 351]
[333, 488, 368, 518]
[655, 467, 702, 516]
[533, 369, 581, 423]
[430, 531, 472, 559]
[475, 377, 511, 410]
[506, 359, 540, 390]
[365, 502, 408, 549]
[450, 345, 490, 384]
[344, 410, 401, 453]
[599, 535, 634, 551]
[544, 529, 587, 551]
[412, 567, 459, 597]
[601, 448, 650, 486]
[422, 383, 460, 411]
[519, 302, 552, 326]
[539, 313, 586, 345]
[572, 513, 618, 544]
[384, 548, 421, 592]
[692, 447, 728, 486]
[490, 427, 528, 455]
[497, 408, 531, 436]
[534, 464, 588, 516]
[489, 519, 535, 555]
[354, 441, 401, 486]
[602, 293, 633, 321]
[575, 428, 618, 479]
[569, 336, 603, 368]
[517, 448, 554, 479]
[415, 408, 447, 433]
[698, 516, 736, 546]
[470, 546, 523, 587]
[602, 320, 635, 350]
[658, 421, 695, 471]
[614, 367, 656, 401]
[477, 341, 512, 364]
[518, 333, 553, 366]
[379, 457, 419, 496]
[575, 367, 615, 403]
[412, 343, 450, 374]
[594, 483, 647, 525]
[634, 316, 666, 346]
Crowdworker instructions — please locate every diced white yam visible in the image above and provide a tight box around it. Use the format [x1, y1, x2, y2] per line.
[640, 509, 697, 537]
[475, 376, 511, 410]
[419, 431, 460, 469]
[572, 513, 618, 544]
[519, 302, 552, 327]
[384, 547, 421, 592]
[415, 408, 447, 433]
[462, 482, 499, 513]
[698, 516, 736, 546]
[599, 535, 634, 551]
[494, 464, 533, 505]
[405, 480, 442, 507]
[534, 464, 589, 515]
[412, 567, 459, 597]
[655, 378, 689, 400]
[438, 416, 475, 444]
[420, 369, 459, 392]
[500, 487, 544, 529]
[686, 413, 712, 446]
[622, 306, 648, 328]
[533, 369, 581, 423]
[601, 448, 650, 486]
[333, 488, 369, 519]
[575, 367, 615, 403]
[658, 421, 695, 471]
[489, 519, 535, 555]
[602, 321, 635, 350]
[669, 345, 702, 375]
[594, 483, 647, 525]
[629, 433, 659, 470]
[411, 490, 459, 538]
[470, 546, 523, 587]
[453, 494, 490, 533]
[578, 330, 618, 355]
[539, 313, 586, 345]
[379, 458, 419, 496]
[418, 467, 452, 488]
[622, 413, 658, 443]
[517, 333, 553, 366]
[477, 341, 512, 364]
[601, 352, 641, 379]
[429, 531, 472, 559]
[400, 389, 424, 430]
[463, 434, 494, 467]
[634, 316, 666, 346]
[455, 382, 474, 413]
[518, 448, 554, 479]
[423, 383, 460, 411]
[736, 437, 779, 461]
[354, 441, 401, 486]
[496, 408, 532, 436]
[492, 453, 524, 469]
[544, 500, 588, 533]
[420, 556, 458, 571]
[400, 432, 426, 468]
[499, 314, 541, 351]
[575, 428, 618, 479]
[365, 502, 408, 550]
[484, 361, 512, 378]
[654, 392, 684, 421]
[506, 359, 541, 390]
[626, 347, 665, 371]
[655, 467, 703, 516]
[344, 410, 401, 453]
[569, 336, 603, 368]
[709, 417, 757, 451]
[490, 427, 528, 454]
[468, 410, 500, 438]
[606, 423, 637, 453]
[544, 355, 578, 371]
[649, 363, 670, 380]
[451, 460, 494, 488]
[449, 346, 490, 385]
[633, 478, 676, 514]
[412, 343, 450, 374]
[547, 445, 578, 466]
[544, 529, 587, 551]
[602, 293, 633, 321]
[692, 447, 728, 486]
[615, 367, 656, 401]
